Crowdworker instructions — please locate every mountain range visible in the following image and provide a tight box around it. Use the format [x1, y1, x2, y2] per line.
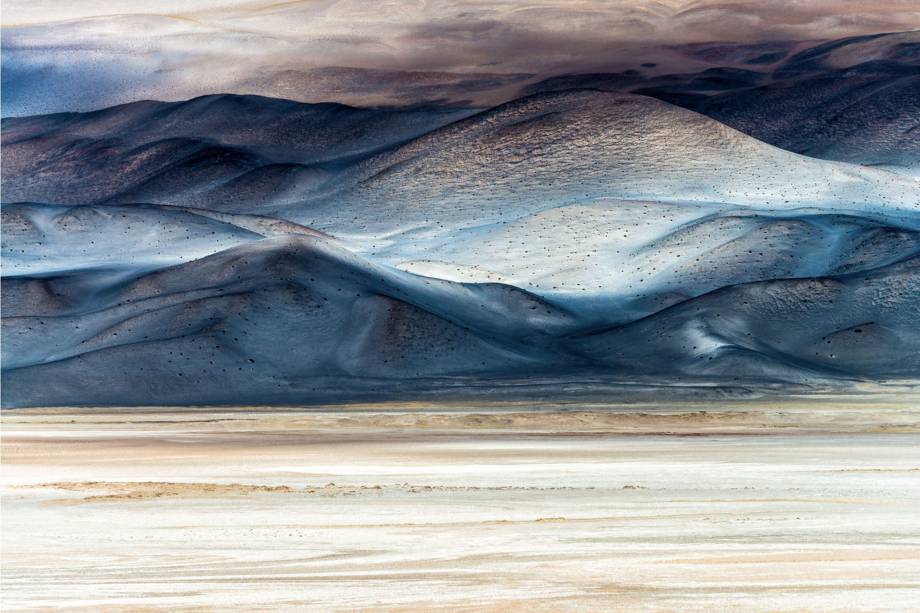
[3, 32, 919, 407]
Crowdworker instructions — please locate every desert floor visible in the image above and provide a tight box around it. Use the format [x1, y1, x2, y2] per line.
[3, 396, 920, 611]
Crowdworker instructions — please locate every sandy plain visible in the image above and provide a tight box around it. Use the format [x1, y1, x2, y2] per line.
[2, 396, 920, 612]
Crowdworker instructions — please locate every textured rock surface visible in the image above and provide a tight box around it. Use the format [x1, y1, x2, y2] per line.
[3, 88, 919, 407]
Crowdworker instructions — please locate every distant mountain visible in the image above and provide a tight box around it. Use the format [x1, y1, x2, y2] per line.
[578, 256, 920, 381]
[1, 234, 579, 406]
[294, 90, 919, 293]
[318, 90, 919, 222]
[7, 90, 918, 297]
[2, 94, 476, 164]
[525, 31, 920, 175]
[0, 94, 475, 204]
[399, 203, 920, 316]
[3, 83, 919, 406]
[1, 202, 324, 275]
[4, 233, 918, 406]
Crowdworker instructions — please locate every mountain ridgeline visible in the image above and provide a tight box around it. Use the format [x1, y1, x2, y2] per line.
[3, 35, 919, 406]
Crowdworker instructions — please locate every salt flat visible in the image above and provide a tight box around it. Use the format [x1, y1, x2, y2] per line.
[2, 402, 920, 612]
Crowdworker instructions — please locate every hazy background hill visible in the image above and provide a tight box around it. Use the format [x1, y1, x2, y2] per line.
[525, 31, 920, 175]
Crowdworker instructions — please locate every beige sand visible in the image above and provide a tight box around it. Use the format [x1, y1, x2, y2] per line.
[3, 401, 920, 611]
